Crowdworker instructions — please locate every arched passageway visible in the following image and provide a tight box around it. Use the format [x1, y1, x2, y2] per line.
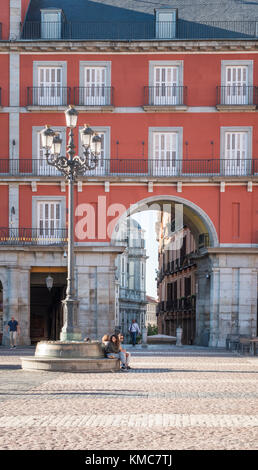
[111, 195, 219, 345]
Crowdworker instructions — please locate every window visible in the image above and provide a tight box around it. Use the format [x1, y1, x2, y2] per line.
[32, 126, 66, 176]
[41, 9, 62, 39]
[149, 127, 183, 176]
[79, 62, 112, 106]
[32, 197, 66, 245]
[37, 201, 61, 242]
[149, 61, 184, 106]
[221, 61, 253, 105]
[33, 61, 67, 106]
[121, 255, 126, 288]
[128, 261, 134, 290]
[155, 9, 177, 39]
[221, 127, 252, 175]
[78, 126, 110, 176]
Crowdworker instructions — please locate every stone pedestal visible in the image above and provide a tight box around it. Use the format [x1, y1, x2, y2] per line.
[21, 340, 120, 372]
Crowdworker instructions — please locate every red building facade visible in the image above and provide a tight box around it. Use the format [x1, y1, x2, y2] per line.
[0, 1, 257, 346]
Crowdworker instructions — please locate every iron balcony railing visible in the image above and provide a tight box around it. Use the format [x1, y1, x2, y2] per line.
[217, 86, 258, 106]
[0, 228, 68, 246]
[1, 158, 258, 177]
[73, 86, 114, 107]
[21, 20, 258, 41]
[144, 86, 187, 106]
[165, 296, 196, 313]
[26, 87, 72, 107]
[119, 288, 146, 303]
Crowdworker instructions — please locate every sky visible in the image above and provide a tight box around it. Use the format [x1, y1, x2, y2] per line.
[132, 210, 159, 299]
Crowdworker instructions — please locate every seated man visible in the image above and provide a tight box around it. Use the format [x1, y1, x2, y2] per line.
[104, 334, 128, 371]
[118, 333, 132, 369]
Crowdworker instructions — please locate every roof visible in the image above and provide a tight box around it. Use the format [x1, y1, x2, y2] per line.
[23, 1, 258, 40]
[146, 295, 158, 303]
[25, 1, 258, 22]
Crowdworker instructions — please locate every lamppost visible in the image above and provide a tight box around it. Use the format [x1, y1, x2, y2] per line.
[40, 106, 102, 341]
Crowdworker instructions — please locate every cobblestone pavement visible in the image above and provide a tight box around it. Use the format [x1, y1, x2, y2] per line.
[0, 345, 257, 450]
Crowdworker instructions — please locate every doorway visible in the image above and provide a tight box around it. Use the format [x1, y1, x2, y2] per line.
[30, 271, 66, 344]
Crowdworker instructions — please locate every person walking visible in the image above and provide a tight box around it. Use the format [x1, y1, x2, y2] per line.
[6, 316, 20, 349]
[128, 319, 141, 346]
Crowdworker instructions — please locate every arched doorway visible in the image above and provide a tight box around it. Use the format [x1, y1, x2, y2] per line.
[111, 195, 218, 345]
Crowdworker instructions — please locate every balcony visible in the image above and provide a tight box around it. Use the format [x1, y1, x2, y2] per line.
[119, 287, 146, 303]
[1, 158, 258, 179]
[143, 86, 187, 112]
[165, 296, 196, 313]
[0, 228, 67, 246]
[26, 87, 72, 110]
[216, 86, 258, 111]
[73, 86, 114, 111]
[20, 20, 258, 41]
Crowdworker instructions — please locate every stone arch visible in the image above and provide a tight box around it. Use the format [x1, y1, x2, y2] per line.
[111, 194, 219, 248]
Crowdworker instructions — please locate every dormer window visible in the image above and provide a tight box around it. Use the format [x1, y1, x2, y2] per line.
[155, 9, 177, 39]
[41, 9, 62, 39]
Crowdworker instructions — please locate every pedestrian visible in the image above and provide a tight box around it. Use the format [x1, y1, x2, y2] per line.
[104, 334, 128, 371]
[128, 319, 141, 346]
[6, 316, 20, 349]
[118, 333, 132, 369]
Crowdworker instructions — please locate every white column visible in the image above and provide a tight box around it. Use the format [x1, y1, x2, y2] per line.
[9, 0, 21, 40]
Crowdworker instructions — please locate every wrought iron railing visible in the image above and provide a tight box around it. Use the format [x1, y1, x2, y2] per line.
[73, 86, 114, 106]
[0, 228, 68, 245]
[217, 86, 258, 106]
[1, 158, 257, 178]
[165, 296, 196, 313]
[144, 86, 187, 106]
[26, 87, 72, 106]
[21, 20, 258, 41]
[119, 288, 146, 302]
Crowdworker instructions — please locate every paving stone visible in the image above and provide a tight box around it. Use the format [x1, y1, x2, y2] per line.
[0, 346, 257, 450]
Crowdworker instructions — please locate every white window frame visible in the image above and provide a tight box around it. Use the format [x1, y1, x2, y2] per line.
[149, 127, 183, 176]
[149, 61, 184, 106]
[33, 61, 67, 106]
[32, 196, 66, 245]
[155, 9, 177, 39]
[32, 126, 66, 176]
[79, 61, 112, 106]
[220, 127, 252, 176]
[41, 9, 62, 39]
[78, 126, 110, 176]
[221, 60, 253, 105]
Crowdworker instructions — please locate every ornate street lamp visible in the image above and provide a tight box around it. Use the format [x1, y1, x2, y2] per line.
[40, 106, 101, 341]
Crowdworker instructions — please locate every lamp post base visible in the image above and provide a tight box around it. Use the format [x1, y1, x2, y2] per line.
[60, 331, 83, 342]
[61, 298, 82, 342]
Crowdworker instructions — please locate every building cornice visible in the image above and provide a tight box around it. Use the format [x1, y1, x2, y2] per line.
[1, 39, 258, 54]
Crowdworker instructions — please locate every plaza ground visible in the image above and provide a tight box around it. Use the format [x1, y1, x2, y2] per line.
[0, 345, 257, 450]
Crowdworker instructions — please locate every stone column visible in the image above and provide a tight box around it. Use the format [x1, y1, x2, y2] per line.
[239, 268, 257, 336]
[2, 266, 31, 346]
[208, 267, 220, 347]
[9, 0, 22, 40]
[76, 248, 122, 341]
